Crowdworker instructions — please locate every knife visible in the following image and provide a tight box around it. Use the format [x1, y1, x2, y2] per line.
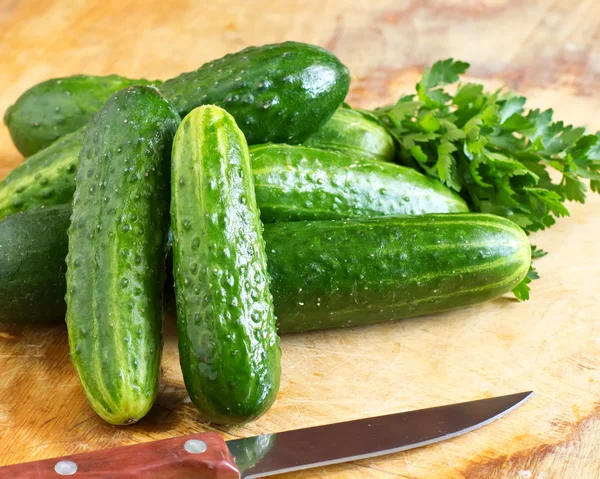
[0, 391, 532, 478]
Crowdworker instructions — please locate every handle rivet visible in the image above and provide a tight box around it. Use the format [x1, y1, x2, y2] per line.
[184, 439, 207, 454]
[54, 460, 78, 475]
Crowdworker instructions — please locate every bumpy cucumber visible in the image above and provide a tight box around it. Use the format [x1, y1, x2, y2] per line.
[250, 144, 469, 222]
[6, 42, 349, 156]
[0, 127, 85, 220]
[1, 208, 529, 330]
[265, 213, 531, 333]
[160, 42, 349, 144]
[171, 105, 280, 425]
[0, 140, 467, 223]
[4, 75, 156, 156]
[303, 108, 395, 161]
[66, 86, 179, 425]
[0, 206, 70, 323]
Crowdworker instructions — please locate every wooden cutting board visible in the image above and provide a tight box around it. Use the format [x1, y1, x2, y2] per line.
[1, 0, 600, 477]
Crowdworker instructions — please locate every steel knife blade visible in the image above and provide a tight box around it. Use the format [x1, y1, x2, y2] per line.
[0, 391, 533, 478]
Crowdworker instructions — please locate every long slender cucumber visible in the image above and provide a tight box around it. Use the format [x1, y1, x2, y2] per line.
[3, 208, 529, 331]
[0, 141, 468, 222]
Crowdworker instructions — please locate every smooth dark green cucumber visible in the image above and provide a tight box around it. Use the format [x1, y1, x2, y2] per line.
[303, 108, 395, 161]
[6, 42, 349, 156]
[1, 208, 529, 330]
[265, 213, 531, 332]
[250, 144, 469, 222]
[171, 105, 280, 425]
[0, 127, 85, 220]
[65, 86, 180, 425]
[0, 206, 70, 323]
[4, 75, 157, 156]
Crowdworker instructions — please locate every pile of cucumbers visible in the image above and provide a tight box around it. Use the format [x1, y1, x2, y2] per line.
[0, 42, 531, 426]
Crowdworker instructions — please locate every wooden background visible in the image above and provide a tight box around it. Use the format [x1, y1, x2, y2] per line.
[1, 0, 600, 477]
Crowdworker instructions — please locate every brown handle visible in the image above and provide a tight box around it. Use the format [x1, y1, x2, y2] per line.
[0, 432, 240, 479]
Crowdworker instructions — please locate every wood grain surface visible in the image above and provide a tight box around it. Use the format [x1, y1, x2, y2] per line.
[1, 0, 600, 477]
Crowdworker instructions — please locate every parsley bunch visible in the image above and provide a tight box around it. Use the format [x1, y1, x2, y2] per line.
[368, 59, 600, 232]
[364, 59, 600, 299]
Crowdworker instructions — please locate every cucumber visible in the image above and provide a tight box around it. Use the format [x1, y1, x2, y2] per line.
[160, 42, 348, 145]
[303, 108, 395, 161]
[265, 213, 531, 333]
[0, 139, 467, 223]
[171, 105, 280, 425]
[6, 42, 349, 156]
[4, 75, 157, 157]
[1, 208, 529, 331]
[250, 144, 469, 222]
[0, 206, 70, 323]
[0, 127, 85, 221]
[65, 86, 180, 425]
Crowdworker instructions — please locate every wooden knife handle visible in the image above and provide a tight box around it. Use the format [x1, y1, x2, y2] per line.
[0, 432, 240, 478]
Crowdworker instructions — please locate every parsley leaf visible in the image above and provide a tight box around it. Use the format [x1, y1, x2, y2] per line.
[531, 245, 548, 259]
[512, 265, 540, 301]
[418, 59, 470, 107]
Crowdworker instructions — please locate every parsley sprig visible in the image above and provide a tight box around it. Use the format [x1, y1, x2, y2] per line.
[364, 59, 600, 299]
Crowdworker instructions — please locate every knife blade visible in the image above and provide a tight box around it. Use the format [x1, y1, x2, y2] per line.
[0, 391, 533, 478]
